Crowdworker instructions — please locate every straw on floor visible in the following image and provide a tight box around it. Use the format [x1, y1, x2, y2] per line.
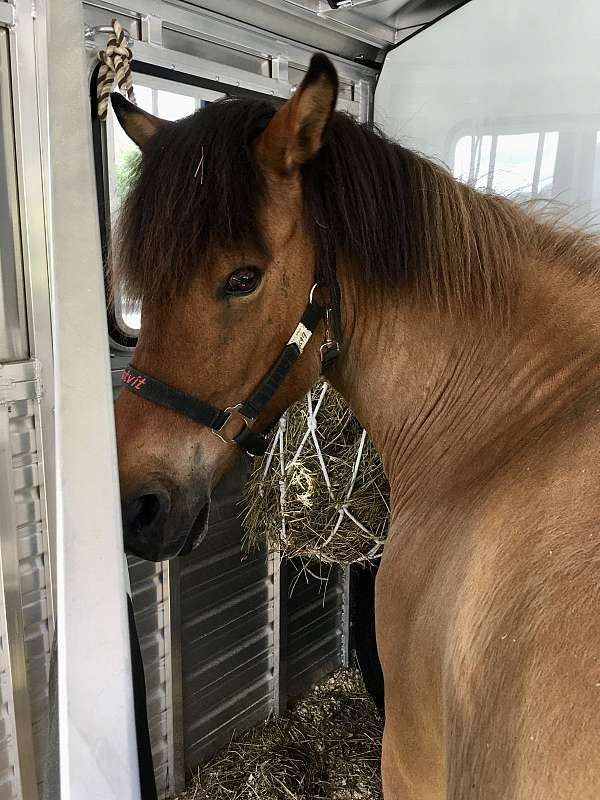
[243, 383, 390, 565]
[179, 668, 384, 800]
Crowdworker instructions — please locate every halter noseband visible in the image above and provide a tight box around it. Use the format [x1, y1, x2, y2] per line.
[120, 281, 341, 456]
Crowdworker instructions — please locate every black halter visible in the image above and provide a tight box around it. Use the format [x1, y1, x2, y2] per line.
[120, 280, 341, 456]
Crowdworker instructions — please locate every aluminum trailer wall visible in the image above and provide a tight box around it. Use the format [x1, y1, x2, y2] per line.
[0, 8, 54, 798]
[0, 0, 379, 796]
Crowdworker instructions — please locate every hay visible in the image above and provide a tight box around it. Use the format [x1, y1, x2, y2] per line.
[179, 668, 384, 800]
[243, 383, 390, 565]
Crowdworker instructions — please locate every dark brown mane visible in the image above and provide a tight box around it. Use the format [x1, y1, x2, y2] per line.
[113, 96, 600, 318]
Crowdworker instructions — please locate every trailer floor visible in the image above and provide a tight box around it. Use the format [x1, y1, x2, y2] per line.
[177, 668, 384, 800]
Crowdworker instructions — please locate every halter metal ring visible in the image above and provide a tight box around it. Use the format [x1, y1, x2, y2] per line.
[320, 339, 340, 359]
[212, 403, 255, 446]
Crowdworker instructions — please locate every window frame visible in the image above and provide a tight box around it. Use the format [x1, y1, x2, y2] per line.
[452, 129, 559, 198]
[445, 113, 600, 200]
[96, 68, 226, 347]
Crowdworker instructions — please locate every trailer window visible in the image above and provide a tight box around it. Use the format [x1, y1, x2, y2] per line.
[0, 30, 28, 361]
[103, 76, 224, 343]
[452, 131, 559, 199]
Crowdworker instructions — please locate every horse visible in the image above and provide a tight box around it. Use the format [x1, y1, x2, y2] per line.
[112, 54, 600, 799]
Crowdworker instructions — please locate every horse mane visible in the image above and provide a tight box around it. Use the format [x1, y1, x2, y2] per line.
[113, 96, 600, 319]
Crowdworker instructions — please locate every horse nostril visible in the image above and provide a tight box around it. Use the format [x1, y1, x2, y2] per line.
[123, 488, 171, 538]
[137, 494, 162, 528]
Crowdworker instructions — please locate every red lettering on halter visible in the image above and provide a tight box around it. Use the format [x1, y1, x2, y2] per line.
[121, 371, 146, 391]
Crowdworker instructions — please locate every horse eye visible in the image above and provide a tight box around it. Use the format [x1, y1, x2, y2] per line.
[225, 267, 261, 296]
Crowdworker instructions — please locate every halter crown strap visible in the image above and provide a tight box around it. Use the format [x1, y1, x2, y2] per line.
[120, 293, 327, 456]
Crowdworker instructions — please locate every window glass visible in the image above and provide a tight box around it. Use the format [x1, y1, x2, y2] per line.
[492, 133, 539, 197]
[113, 85, 152, 209]
[473, 135, 493, 191]
[120, 303, 141, 332]
[375, 0, 600, 229]
[157, 89, 196, 120]
[453, 135, 472, 184]
[106, 78, 224, 340]
[538, 132, 559, 193]
[453, 135, 493, 189]
[452, 131, 560, 201]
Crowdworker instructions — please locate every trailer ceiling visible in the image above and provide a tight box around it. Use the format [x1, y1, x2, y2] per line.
[178, 0, 468, 63]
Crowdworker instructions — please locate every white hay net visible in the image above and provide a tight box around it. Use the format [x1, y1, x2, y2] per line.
[252, 382, 388, 564]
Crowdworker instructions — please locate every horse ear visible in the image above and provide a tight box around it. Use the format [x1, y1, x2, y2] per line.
[257, 53, 338, 174]
[110, 93, 165, 150]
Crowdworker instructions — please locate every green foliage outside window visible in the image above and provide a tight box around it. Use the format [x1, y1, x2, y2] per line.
[114, 148, 141, 207]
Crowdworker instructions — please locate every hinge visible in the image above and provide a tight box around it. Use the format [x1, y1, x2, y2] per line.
[0, 361, 43, 405]
[271, 52, 289, 85]
[0, 3, 16, 28]
[33, 359, 43, 401]
[141, 14, 162, 47]
[84, 23, 135, 51]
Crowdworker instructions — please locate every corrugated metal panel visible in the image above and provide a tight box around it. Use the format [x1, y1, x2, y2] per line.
[9, 391, 50, 797]
[286, 560, 344, 700]
[180, 465, 274, 770]
[127, 556, 170, 795]
[0, 632, 16, 800]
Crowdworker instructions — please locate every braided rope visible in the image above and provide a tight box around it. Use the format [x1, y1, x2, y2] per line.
[96, 18, 136, 121]
[259, 384, 386, 564]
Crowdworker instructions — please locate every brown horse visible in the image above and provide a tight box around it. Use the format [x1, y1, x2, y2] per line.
[112, 54, 600, 798]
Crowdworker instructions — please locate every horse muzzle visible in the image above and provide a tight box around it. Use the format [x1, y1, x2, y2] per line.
[121, 480, 211, 561]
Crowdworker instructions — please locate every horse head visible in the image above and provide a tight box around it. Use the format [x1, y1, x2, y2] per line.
[112, 55, 339, 560]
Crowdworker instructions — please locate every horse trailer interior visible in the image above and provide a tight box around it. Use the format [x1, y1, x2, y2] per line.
[0, 0, 599, 798]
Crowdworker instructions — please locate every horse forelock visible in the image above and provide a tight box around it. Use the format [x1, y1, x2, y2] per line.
[111, 97, 276, 306]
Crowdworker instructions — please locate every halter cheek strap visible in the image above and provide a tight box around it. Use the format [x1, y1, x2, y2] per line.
[120, 285, 335, 456]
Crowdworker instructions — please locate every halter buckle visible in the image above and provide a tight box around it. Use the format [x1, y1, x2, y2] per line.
[212, 403, 255, 446]
[320, 339, 340, 362]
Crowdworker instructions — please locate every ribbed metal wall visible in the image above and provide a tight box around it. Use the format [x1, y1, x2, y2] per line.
[10, 392, 50, 797]
[0, 630, 15, 800]
[0, 30, 49, 800]
[180, 465, 274, 770]
[0, 370, 52, 800]
[127, 557, 170, 794]
[286, 561, 345, 700]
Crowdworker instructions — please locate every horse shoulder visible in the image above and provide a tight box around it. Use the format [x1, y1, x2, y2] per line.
[377, 415, 600, 799]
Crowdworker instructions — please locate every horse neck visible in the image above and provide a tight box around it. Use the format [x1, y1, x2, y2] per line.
[328, 258, 600, 521]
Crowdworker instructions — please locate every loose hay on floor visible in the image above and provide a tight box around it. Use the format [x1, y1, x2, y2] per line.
[243, 383, 390, 566]
[179, 669, 384, 800]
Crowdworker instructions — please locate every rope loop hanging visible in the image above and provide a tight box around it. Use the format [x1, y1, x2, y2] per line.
[96, 18, 136, 121]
